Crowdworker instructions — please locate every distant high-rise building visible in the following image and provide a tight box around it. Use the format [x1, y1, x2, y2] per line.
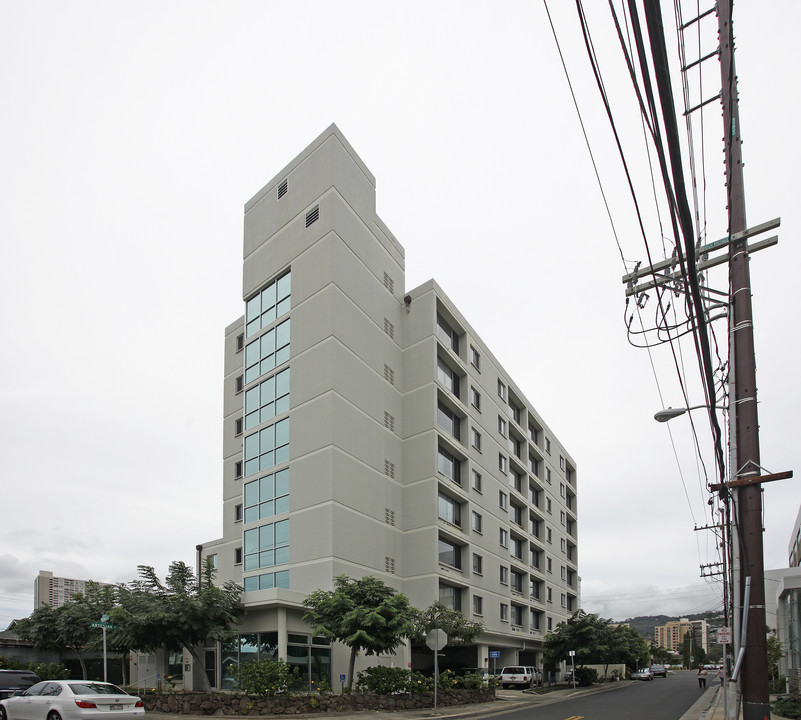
[34, 571, 107, 609]
[654, 618, 709, 653]
[197, 124, 580, 691]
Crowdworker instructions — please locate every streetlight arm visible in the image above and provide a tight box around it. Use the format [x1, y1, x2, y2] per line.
[654, 405, 725, 422]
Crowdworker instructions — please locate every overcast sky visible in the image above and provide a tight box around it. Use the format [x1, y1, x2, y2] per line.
[1, 1, 798, 630]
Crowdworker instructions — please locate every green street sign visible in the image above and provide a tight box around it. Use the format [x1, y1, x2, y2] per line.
[90, 622, 118, 630]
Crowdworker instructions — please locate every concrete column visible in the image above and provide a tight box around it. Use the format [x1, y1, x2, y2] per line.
[278, 607, 288, 660]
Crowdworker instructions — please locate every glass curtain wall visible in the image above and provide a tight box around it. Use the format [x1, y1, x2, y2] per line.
[217, 632, 330, 691]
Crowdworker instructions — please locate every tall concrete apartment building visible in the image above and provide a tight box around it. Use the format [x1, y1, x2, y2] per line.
[34, 571, 108, 609]
[654, 618, 709, 654]
[197, 125, 579, 690]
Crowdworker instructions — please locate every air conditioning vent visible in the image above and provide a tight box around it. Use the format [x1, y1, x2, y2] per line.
[305, 205, 319, 227]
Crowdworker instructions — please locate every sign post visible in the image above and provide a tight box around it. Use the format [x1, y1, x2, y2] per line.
[91, 615, 119, 682]
[717, 627, 732, 719]
[489, 650, 500, 677]
[569, 650, 576, 690]
[425, 629, 448, 711]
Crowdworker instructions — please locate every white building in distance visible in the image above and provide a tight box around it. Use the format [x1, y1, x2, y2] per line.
[34, 571, 109, 609]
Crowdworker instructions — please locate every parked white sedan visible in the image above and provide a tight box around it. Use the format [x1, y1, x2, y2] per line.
[0, 681, 144, 720]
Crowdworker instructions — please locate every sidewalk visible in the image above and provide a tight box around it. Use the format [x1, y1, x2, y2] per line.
[678, 681, 791, 720]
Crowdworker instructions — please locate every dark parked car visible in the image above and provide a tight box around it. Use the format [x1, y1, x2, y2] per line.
[650, 664, 667, 678]
[0, 670, 40, 700]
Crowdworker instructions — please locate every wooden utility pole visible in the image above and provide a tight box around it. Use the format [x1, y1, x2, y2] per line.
[717, 3, 771, 718]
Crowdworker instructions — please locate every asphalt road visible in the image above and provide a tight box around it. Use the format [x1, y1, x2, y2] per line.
[495, 671, 706, 720]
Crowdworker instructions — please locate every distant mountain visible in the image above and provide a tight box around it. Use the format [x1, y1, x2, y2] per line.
[623, 615, 673, 639]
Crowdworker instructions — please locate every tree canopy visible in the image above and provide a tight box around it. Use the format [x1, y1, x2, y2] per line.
[544, 609, 650, 676]
[409, 602, 484, 646]
[301, 575, 416, 689]
[681, 628, 706, 668]
[15, 581, 117, 679]
[112, 560, 242, 693]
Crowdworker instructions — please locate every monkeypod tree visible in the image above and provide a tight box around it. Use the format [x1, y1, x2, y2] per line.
[113, 560, 242, 693]
[409, 601, 485, 645]
[302, 575, 416, 690]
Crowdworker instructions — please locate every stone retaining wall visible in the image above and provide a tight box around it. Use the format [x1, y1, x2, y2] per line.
[142, 688, 494, 715]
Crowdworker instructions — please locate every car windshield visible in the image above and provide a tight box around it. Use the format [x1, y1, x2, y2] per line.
[69, 683, 127, 696]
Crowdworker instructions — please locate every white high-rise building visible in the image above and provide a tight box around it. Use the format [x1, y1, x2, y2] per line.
[34, 571, 109, 609]
[197, 124, 579, 691]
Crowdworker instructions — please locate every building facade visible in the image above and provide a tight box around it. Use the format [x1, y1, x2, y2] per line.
[789, 506, 801, 569]
[195, 124, 579, 691]
[774, 506, 801, 690]
[33, 571, 108, 609]
[654, 618, 709, 654]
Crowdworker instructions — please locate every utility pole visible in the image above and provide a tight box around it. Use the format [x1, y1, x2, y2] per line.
[619, 5, 792, 716]
[716, 3, 770, 718]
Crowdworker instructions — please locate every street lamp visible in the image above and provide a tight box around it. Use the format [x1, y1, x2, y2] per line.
[653, 405, 725, 423]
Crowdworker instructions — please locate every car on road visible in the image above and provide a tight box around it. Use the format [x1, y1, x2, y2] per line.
[633, 667, 654, 680]
[0, 671, 40, 700]
[650, 664, 667, 678]
[498, 666, 539, 689]
[0, 680, 144, 720]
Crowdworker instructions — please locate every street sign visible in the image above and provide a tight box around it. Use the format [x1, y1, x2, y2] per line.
[717, 627, 732, 644]
[90, 622, 118, 629]
[489, 651, 500, 659]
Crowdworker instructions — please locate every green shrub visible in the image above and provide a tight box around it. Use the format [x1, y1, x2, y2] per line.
[27, 663, 70, 680]
[459, 672, 488, 689]
[770, 675, 787, 694]
[312, 676, 331, 694]
[355, 666, 487, 694]
[573, 667, 598, 687]
[437, 669, 460, 692]
[356, 666, 413, 694]
[408, 671, 434, 694]
[0, 656, 25, 670]
[354, 666, 492, 695]
[773, 696, 801, 720]
[231, 658, 299, 696]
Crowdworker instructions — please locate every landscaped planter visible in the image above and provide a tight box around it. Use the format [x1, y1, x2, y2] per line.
[141, 688, 495, 715]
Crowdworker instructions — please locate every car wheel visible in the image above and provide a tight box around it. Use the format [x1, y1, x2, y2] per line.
[47, 711, 62, 720]
[0, 705, 7, 720]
